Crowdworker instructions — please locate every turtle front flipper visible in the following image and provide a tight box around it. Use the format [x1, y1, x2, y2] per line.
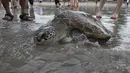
[69, 28, 87, 42]
[58, 37, 73, 44]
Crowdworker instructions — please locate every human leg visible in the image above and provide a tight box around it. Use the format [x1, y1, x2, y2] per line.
[70, 0, 74, 9]
[28, 0, 35, 18]
[54, 0, 58, 6]
[57, 0, 61, 6]
[75, 0, 79, 10]
[63, 0, 66, 6]
[11, 0, 14, 8]
[54, 0, 60, 7]
[1, 0, 11, 14]
[19, 0, 28, 14]
[126, 0, 129, 6]
[111, 0, 123, 19]
[70, 0, 78, 10]
[16, 0, 19, 7]
[74, 0, 79, 9]
[95, 0, 98, 4]
[11, 0, 18, 8]
[19, 0, 33, 21]
[68, 0, 70, 6]
[96, 0, 105, 18]
[0, 0, 2, 8]
[1, 0, 14, 21]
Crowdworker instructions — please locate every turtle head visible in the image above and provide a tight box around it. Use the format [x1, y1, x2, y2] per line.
[34, 26, 55, 44]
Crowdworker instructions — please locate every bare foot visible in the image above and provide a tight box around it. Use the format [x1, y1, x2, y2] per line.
[96, 11, 102, 18]
[111, 13, 118, 19]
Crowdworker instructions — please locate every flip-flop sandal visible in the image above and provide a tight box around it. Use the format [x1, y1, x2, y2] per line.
[2, 14, 14, 21]
[96, 16, 102, 18]
[110, 17, 117, 19]
[19, 14, 33, 21]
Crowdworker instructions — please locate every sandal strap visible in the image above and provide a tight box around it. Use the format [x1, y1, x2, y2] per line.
[19, 14, 33, 21]
[19, 13, 28, 19]
[2, 14, 14, 21]
[5, 14, 14, 18]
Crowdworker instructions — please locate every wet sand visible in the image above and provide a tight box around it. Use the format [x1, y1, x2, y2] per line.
[0, 3, 130, 73]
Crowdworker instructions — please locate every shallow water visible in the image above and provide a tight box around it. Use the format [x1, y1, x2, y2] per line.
[0, 5, 130, 73]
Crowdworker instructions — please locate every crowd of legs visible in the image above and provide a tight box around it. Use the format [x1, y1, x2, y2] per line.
[1, 0, 34, 21]
[0, 0, 128, 21]
[96, 0, 123, 19]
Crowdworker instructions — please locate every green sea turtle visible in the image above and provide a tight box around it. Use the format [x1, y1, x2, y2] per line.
[34, 10, 111, 45]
